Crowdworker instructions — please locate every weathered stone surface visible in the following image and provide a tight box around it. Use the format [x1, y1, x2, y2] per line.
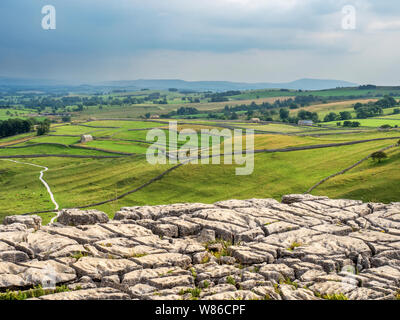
[148, 274, 194, 289]
[2, 195, 400, 300]
[0, 260, 76, 289]
[39, 287, 130, 300]
[131, 253, 192, 269]
[26, 231, 79, 259]
[58, 209, 109, 226]
[122, 267, 190, 287]
[73, 257, 141, 280]
[3, 215, 42, 230]
[0, 250, 30, 263]
[151, 224, 179, 238]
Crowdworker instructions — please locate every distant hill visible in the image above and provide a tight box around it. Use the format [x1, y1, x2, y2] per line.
[0, 76, 357, 92]
[103, 78, 358, 91]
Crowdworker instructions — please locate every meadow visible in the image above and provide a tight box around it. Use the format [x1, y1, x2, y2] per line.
[0, 86, 399, 224]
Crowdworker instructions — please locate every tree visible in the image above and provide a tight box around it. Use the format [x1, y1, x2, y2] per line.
[339, 111, 352, 120]
[371, 151, 387, 163]
[145, 113, 151, 119]
[61, 115, 71, 123]
[279, 108, 290, 120]
[37, 119, 50, 136]
[324, 112, 339, 122]
[230, 112, 238, 120]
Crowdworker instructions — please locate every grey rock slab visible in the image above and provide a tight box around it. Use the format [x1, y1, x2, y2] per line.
[45, 225, 117, 244]
[94, 238, 166, 258]
[151, 224, 179, 238]
[27, 231, 79, 259]
[347, 287, 386, 300]
[200, 284, 237, 298]
[131, 253, 192, 269]
[281, 194, 329, 204]
[192, 209, 251, 229]
[309, 281, 355, 296]
[128, 283, 157, 299]
[3, 215, 42, 230]
[72, 257, 141, 280]
[58, 209, 109, 226]
[0, 231, 28, 244]
[148, 274, 194, 289]
[236, 228, 265, 242]
[99, 223, 153, 239]
[349, 230, 400, 243]
[263, 221, 300, 236]
[158, 217, 201, 237]
[195, 263, 242, 282]
[228, 246, 274, 265]
[168, 239, 206, 255]
[122, 267, 190, 287]
[0, 223, 27, 233]
[47, 245, 91, 259]
[17, 259, 77, 287]
[214, 199, 253, 209]
[39, 287, 130, 300]
[259, 264, 295, 280]
[204, 290, 261, 300]
[311, 223, 353, 236]
[0, 250, 30, 263]
[187, 217, 248, 242]
[252, 286, 281, 300]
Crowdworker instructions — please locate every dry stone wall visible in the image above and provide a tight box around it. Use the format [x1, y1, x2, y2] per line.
[1, 194, 400, 300]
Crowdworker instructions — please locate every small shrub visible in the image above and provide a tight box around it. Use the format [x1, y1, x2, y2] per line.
[371, 151, 387, 163]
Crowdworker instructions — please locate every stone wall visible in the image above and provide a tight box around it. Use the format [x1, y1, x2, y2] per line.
[0, 194, 400, 300]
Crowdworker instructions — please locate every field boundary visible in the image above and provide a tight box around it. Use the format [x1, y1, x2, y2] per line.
[306, 143, 399, 194]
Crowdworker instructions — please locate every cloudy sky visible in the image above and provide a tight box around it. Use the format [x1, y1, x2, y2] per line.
[1, 0, 400, 85]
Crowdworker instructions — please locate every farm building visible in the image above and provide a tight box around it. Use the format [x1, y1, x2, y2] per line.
[80, 134, 93, 143]
[250, 118, 261, 123]
[298, 120, 314, 126]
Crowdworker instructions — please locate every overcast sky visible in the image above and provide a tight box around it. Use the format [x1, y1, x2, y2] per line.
[1, 0, 400, 85]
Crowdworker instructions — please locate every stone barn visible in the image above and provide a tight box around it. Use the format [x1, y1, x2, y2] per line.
[298, 120, 314, 126]
[80, 134, 93, 143]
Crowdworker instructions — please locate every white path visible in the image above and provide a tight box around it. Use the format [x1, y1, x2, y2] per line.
[0, 159, 59, 223]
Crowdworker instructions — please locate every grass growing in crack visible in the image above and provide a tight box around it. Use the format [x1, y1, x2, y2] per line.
[287, 241, 302, 251]
[179, 288, 202, 300]
[279, 278, 299, 289]
[201, 255, 210, 264]
[314, 292, 348, 300]
[0, 285, 70, 300]
[70, 251, 89, 260]
[226, 276, 236, 286]
[273, 283, 282, 295]
[190, 268, 197, 280]
[203, 281, 210, 289]
[127, 252, 148, 258]
[205, 238, 232, 259]
[252, 266, 260, 273]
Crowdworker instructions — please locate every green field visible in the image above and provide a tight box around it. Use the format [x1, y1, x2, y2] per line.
[0, 86, 400, 224]
[325, 118, 400, 128]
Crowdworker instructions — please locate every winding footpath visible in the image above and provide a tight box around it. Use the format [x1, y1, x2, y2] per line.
[0, 159, 60, 223]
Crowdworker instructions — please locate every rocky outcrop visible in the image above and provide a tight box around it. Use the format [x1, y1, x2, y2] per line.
[57, 209, 109, 226]
[1, 194, 400, 300]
